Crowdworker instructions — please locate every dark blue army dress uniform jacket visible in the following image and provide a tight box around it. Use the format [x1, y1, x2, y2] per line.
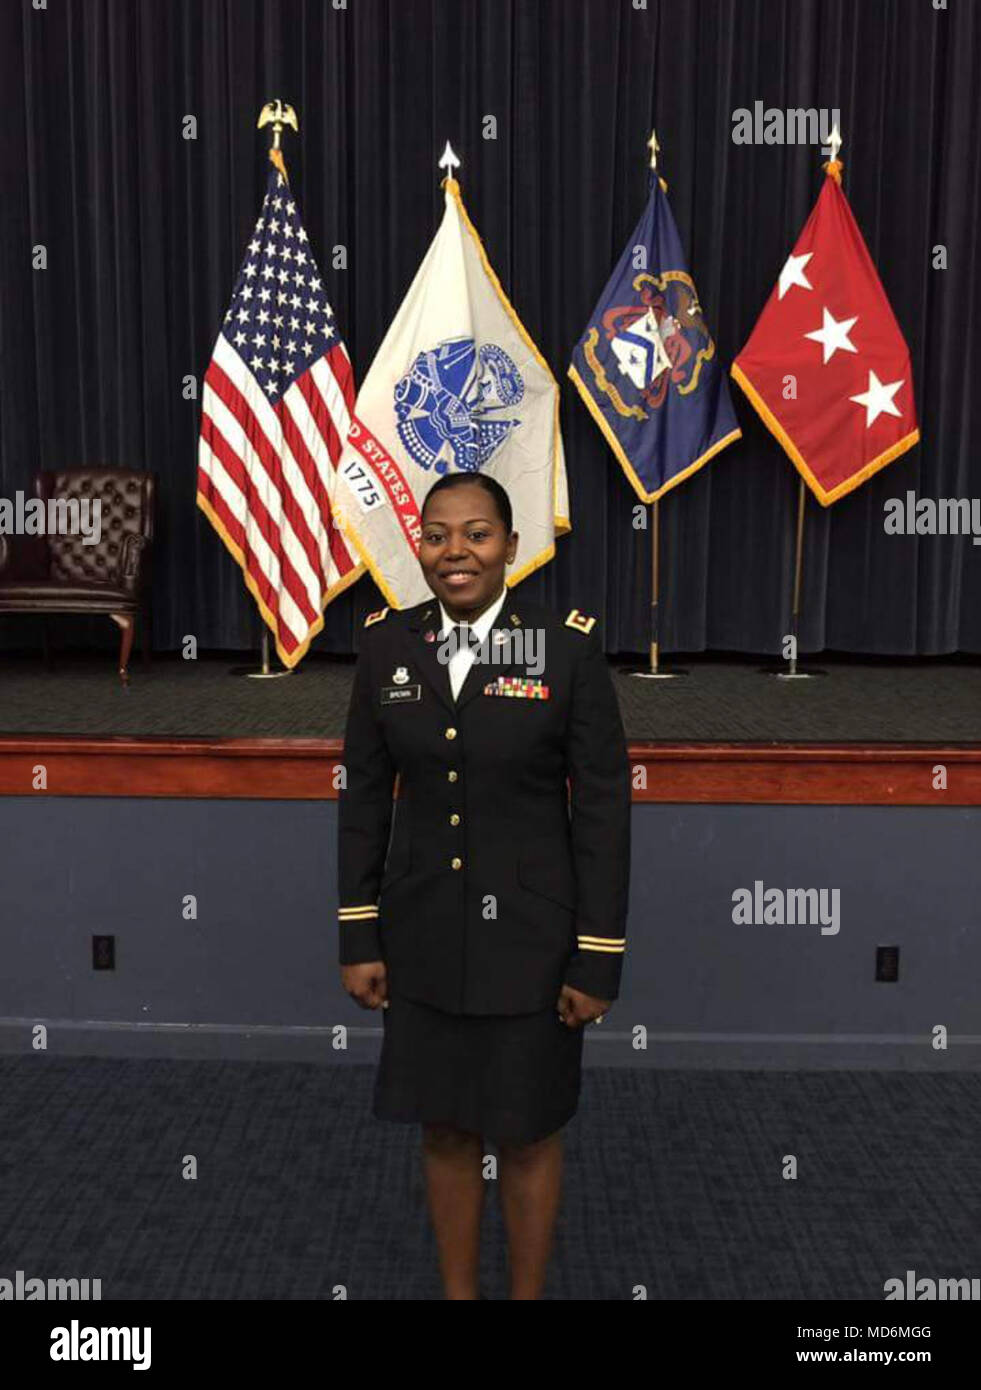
[337, 595, 631, 1015]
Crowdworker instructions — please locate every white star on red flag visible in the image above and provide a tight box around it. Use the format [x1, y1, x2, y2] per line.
[778, 251, 814, 299]
[850, 370, 905, 427]
[804, 306, 859, 364]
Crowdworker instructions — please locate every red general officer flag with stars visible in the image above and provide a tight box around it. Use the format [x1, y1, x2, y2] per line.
[197, 147, 362, 667]
[731, 161, 919, 505]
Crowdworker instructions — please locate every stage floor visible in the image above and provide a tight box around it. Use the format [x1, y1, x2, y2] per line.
[0, 650, 978, 743]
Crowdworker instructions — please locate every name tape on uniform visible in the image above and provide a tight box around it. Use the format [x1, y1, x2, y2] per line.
[381, 684, 422, 704]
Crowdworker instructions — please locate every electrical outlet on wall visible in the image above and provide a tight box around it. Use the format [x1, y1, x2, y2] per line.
[875, 945, 899, 982]
[92, 935, 115, 971]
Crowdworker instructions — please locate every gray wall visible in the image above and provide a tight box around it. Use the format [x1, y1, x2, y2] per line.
[1, 798, 978, 1067]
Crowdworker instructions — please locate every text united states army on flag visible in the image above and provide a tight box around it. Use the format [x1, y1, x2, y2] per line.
[197, 152, 361, 667]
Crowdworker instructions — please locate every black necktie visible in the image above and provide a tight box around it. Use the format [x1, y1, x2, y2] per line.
[453, 622, 482, 652]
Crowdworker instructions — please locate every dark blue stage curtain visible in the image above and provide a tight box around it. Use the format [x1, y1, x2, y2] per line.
[1, 0, 977, 657]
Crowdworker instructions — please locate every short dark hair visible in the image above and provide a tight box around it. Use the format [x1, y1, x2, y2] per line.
[421, 472, 514, 534]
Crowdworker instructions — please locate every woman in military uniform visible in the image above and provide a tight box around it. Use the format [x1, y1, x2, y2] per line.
[337, 473, 631, 1300]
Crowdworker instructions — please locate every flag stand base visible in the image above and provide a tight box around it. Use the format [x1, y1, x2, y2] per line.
[228, 664, 294, 679]
[761, 665, 827, 681]
[628, 667, 688, 680]
[230, 631, 295, 679]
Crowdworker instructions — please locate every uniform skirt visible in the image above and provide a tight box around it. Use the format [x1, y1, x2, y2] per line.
[373, 991, 585, 1146]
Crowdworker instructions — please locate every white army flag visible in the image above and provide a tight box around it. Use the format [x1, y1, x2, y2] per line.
[334, 175, 569, 608]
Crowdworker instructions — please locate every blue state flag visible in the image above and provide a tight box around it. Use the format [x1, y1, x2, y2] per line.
[569, 174, 741, 500]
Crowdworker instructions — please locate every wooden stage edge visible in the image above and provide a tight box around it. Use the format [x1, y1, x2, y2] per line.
[0, 735, 980, 804]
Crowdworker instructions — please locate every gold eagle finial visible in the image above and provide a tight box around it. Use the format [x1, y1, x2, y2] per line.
[257, 101, 299, 150]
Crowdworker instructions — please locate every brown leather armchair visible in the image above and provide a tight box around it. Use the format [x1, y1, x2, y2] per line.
[0, 468, 155, 682]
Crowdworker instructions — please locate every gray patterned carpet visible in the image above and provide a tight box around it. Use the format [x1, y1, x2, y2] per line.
[1, 1058, 978, 1300]
[1, 651, 979, 741]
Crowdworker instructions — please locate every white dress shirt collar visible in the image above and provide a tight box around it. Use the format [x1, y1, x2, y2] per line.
[438, 583, 508, 640]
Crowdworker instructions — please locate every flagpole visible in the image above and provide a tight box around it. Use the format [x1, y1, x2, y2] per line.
[773, 127, 842, 684]
[231, 98, 301, 681]
[773, 475, 810, 680]
[652, 494, 659, 671]
[631, 129, 684, 683]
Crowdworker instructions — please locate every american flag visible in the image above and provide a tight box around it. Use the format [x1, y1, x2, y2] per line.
[197, 153, 362, 667]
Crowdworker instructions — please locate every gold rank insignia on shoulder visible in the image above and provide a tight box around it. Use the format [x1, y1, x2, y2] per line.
[363, 607, 389, 628]
[565, 608, 596, 635]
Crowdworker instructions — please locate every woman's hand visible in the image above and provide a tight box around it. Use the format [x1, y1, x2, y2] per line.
[342, 961, 389, 1010]
[556, 984, 610, 1029]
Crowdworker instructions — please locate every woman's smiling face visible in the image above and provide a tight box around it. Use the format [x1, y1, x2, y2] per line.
[419, 481, 518, 621]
